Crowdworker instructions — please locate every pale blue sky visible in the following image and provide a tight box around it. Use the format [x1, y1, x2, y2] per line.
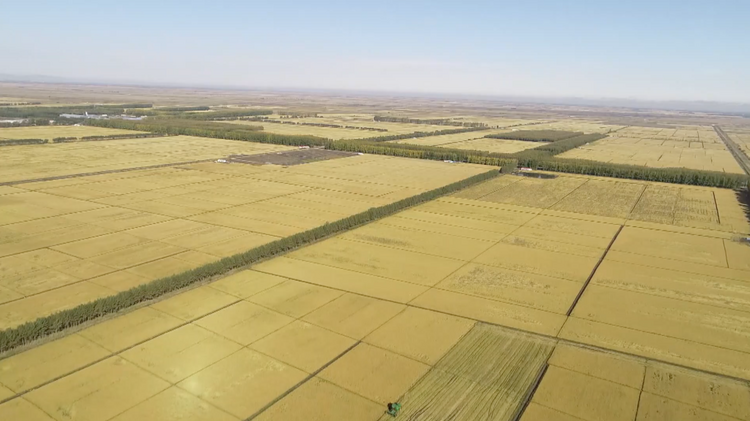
[1, 0, 748, 102]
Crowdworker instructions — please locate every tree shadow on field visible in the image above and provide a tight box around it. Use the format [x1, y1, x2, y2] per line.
[736, 187, 750, 228]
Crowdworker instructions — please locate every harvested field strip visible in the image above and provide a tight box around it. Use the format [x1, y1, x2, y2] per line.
[379, 324, 554, 421]
[0, 169, 499, 353]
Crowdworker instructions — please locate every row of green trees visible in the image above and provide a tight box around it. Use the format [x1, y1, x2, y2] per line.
[52, 133, 163, 143]
[261, 119, 387, 132]
[0, 104, 152, 120]
[0, 118, 57, 127]
[183, 109, 273, 120]
[158, 106, 210, 112]
[509, 133, 608, 164]
[361, 127, 487, 142]
[0, 102, 41, 106]
[90, 118, 266, 134]
[523, 158, 748, 188]
[374, 115, 487, 127]
[0, 138, 47, 146]
[485, 130, 583, 142]
[277, 112, 319, 118]
[0, 169, 499, 353]
[124, 107, 211, 117]
[86, 119, 749, 188]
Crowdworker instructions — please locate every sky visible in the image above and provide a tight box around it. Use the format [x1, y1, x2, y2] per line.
[1, 0, 749, 103]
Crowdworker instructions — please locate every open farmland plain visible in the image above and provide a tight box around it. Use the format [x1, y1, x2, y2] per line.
[0, 135, 294, 183]
[389, 119, 624, 154]
[559, 125, 745, 173]
[390, 129, 552, 153]
[0, 126, 148, 141]
[227, 117, 454, 140]
[726, 128, 750, 155]
[2, 169, 748, 421]
[0, 135, 492, 330]
[2, 90, 750, 421]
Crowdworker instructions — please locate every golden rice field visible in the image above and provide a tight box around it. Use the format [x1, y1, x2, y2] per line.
[441, 137, 549, 153]
[0, 135, 293, 183]
[226, 118, 452, 140]
[289, 114, 542, 130]
[392, 129, 551, 153]
[1, 125, 750, 421]
[390, 119, 624, 153]
[391, 129, 495, 147]
[0, 148, 490, 329]
[523, 120, 624, 133]
[0, 126, 147, 141]
[559, 125, 745, 173]
[522, 343, 750, 421]
[726, 129, 750, 155]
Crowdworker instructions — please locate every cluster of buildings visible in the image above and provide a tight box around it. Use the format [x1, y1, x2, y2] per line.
[58, 112, 145, 120]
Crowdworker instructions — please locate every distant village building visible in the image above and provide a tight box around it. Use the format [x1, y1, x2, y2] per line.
[58, 113, 144, 121]
[0, 118, 27, 124]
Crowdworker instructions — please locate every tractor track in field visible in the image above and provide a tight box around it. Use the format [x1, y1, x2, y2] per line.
[714, 125, 750, 175]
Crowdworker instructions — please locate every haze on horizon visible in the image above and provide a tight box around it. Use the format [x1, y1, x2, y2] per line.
[1, 0, 748, 104]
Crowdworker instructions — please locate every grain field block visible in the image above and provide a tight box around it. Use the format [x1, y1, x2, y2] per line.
[25, 357, 170, 421]
[529, 366, 640, 421]
[473, 242, 599, 282]
[394, 208, 519, 235]
[339, 222, 495, 261]
[558, 317, 750, 380]
[611, 226, 728, 267]
[110, 387, 239, 421]
[194, 301, 293, 345]
[0, 334, 109, 394]
[148, 285, 238, 321]
[302, 293, 405, 340]
[78, 307, 183, 353]
[0, 398, 56, 421]
[417, 198, 538, 226]
[551, 180, 645, 218]
[207, 270, 287, 299]
[286, 237, 465, 287]
[253, 377, 382, 421]
[121, 324, 242, 383]
[410, 288, 567, 335]
[176, 349, 307, 419]
[252, 257, 427, 303]
[249, 321, 356, 373]
[642, 362, 750, 420]
[571, 285, 750, 354]
[364, 307, 475, 365]
[436, 263, 581, 314]
[636, 393, 739, 421]
[319, 343, 431, 405]
[246, 279, 343, 318]
[591, 259, 750, 313]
